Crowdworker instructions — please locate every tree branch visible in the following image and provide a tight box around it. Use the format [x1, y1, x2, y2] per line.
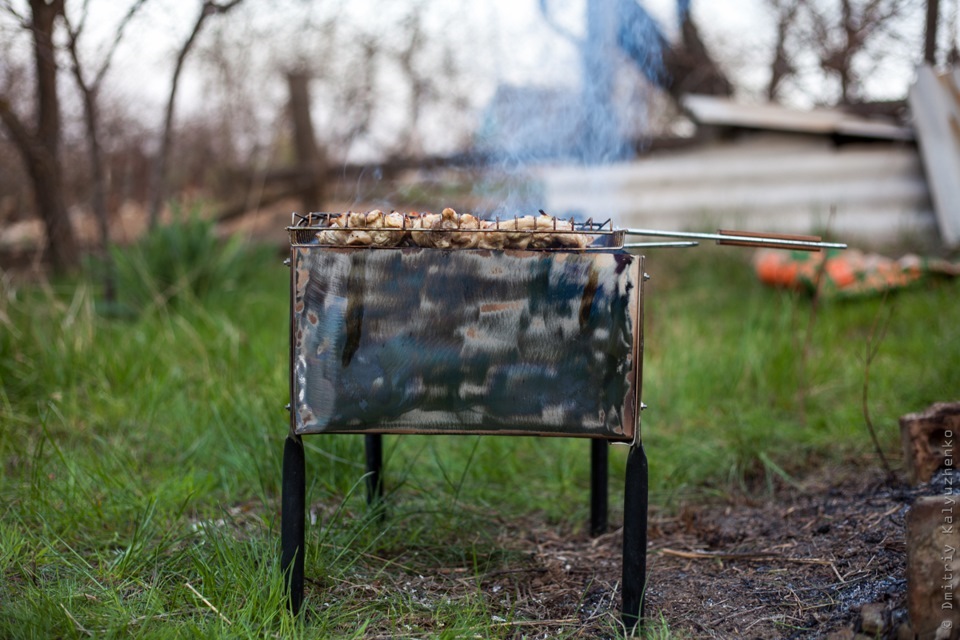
[148, 0, 245, 228]
[95, 0, 149, 88]
[62, 1, 148, 300]
[862, 292, 896, 483]
[0, 0, 29, 26]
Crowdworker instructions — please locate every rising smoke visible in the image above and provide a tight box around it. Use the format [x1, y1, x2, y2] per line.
[473, 0, 669, 215]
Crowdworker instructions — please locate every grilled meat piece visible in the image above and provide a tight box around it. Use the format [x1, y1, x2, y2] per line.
[502, 215, 536, 249]
[409, 211, 442, 247]
[368, 210, 406, 247]
[478, 220, 507, 250]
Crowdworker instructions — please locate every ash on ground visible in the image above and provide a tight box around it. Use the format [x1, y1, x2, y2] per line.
[314, 467, 948, 638]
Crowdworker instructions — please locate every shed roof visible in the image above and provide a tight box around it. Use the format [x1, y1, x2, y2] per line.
[681, 94, 915, 142]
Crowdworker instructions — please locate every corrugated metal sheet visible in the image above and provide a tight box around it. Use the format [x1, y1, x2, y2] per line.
[682, 94, 915, 141]
[539, 138, 937, 246]
[909, 65, 960, 248]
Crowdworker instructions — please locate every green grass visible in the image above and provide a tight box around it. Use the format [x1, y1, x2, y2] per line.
[1, 226, 958, 638]
[640, 247, 960, 498]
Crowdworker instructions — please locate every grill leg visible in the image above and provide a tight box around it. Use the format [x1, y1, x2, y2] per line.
[590, 439, 608, 536]
[281, 434, 306, 615]
[365, 434, 383, 508]
[621, 442, 648, 635]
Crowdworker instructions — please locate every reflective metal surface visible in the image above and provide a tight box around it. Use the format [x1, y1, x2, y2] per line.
[291, 246, 643, 440]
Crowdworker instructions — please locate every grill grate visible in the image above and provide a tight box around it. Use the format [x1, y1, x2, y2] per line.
[288, 210, 622, 250]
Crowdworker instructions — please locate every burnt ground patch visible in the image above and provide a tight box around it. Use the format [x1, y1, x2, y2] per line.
[331, 468, 947, 638]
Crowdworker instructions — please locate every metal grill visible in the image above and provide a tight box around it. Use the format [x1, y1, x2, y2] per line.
[288, 210, 623, 250]
[289, 211, 644, 442]
[289, 210, 847, 251]
[281, 209, 846, 633]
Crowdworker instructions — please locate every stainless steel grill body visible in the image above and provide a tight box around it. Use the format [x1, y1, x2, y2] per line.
[291, 245, 643, 441]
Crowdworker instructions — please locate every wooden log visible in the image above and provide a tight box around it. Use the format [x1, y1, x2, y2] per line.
[900, 402, 960, 484]
[905, 495, 960, 639]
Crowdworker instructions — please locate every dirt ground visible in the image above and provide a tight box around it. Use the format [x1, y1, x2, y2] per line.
[635, 471, 912, 639]
[356, 467, 944, 639]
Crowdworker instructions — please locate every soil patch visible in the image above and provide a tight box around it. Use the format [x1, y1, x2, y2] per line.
[637, 473, 914, 639]
[336, 469, 946, 638]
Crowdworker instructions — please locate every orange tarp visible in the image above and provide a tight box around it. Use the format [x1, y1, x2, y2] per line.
[754, 249, 960, 297]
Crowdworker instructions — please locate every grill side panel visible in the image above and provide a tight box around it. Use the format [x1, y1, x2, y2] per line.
[292, 247, 641, 440]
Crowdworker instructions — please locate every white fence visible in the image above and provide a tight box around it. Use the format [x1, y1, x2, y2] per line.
[539, 138, 938, 248]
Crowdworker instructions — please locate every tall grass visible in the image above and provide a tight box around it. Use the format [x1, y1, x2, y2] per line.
[640, 247, 960, 497]
[1, 224, 957, 637]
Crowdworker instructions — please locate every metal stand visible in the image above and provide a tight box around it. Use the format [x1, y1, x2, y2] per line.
[282, 432, 646, 630]
[364, 434, 384, 508]
[590, 439, 608, 536]
[281, 434, 306, 615]
[621, 443, 648, 634]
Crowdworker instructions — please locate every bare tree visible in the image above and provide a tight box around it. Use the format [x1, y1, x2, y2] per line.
[809, 0, 904, 102]
[0, 0, 78, 272]
[536, 0, 731, 160]
[766, 0, 802, 101]
[661, 2, 734, 99]
[183, 0, 471, 166]
[147, 0, 244, 229]
[62, 0, 147, 298]
[765, 0, 921, 105]
[393, 4, 435, 159]
[326, 34, 378, 155]
[541, 1, 732, 106]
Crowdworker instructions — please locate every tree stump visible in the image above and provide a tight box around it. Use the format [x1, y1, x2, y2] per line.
[900, 402, 960, 484]
[906, 496, 960, 640]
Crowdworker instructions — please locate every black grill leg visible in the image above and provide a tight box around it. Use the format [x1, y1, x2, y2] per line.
[365, 434, 383, 508]
[621, 442, 648, 635]
[590, 439, 608, 536]
[281, 434, 306, 615]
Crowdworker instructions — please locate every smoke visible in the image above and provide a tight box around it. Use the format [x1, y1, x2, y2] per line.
[473, 0, 668, 215]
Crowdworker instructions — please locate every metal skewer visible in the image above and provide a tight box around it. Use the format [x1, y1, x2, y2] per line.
[624, 228, 847, 252]
[623, 241, 700, 249]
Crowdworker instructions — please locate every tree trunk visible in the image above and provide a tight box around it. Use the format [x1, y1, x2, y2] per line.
[925, 0, 940, 64]
[287, 71, 326, 211]
[30, 152, 76, 271]
[31, 0, 77, 271]
[663, 10, 734, 99]
[0, 0, 78, 273]
[80, 87, 115, 300]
